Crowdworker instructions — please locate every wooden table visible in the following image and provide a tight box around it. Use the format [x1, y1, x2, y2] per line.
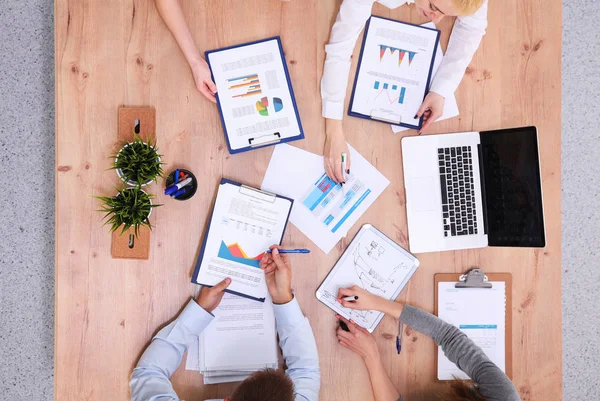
[55, 1, 562, 400]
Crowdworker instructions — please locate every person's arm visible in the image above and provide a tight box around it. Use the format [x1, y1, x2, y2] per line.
[400, 305, 521, 401]
[428, 0, 488, 100]
[273, 297, 321, 401]
[130, 279, 231, 401]
[154, 0, 217, 102]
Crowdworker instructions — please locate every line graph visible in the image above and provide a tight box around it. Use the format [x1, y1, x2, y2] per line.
[372, 81, 406, 105]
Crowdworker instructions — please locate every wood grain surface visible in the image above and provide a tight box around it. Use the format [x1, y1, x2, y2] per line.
[55, 1, 562, 400]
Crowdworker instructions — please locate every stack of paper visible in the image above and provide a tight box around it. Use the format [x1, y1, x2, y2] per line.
[186, 293, 279, 384]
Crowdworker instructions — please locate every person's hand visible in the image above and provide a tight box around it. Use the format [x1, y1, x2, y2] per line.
[196, 278, 231, 312]
[336, 314, 381, 363]
[324, 119, 351, 183]
[191, 58, 217, 103]
[337, 285, 383, 310]
[260, 246, 293, 304]
[415, 91, 445, 134]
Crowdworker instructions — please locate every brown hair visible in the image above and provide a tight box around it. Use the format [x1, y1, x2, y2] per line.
[439, 379, 487, 401]
[229, 368, 294, 401]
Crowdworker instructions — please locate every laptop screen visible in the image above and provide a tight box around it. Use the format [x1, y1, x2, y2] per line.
[479, 126, 545, 247]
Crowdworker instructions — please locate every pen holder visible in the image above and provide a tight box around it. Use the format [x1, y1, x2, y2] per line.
[165, 169, 198, 201]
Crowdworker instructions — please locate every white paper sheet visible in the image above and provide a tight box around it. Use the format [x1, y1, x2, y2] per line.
[316, 225, 419, 332]
[207, 39, 302, 150]
[437, 281, 506, 380]
[200, 293, 278, 372]
[194, 182, 292, 300]
[350, 16, 439, 126]
[391, 22, 459, 133]
[261, 144, 390, 253]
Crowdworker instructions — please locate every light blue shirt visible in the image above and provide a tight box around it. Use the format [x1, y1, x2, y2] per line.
[130, 296, 320, 401]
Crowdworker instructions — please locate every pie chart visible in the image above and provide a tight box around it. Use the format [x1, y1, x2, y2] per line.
[255, 97, 284, 116]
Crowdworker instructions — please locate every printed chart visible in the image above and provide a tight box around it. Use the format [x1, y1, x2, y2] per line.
[228, 74, 262, 98]
[372, 81, 407, 105]
[255, 97, 284, 116]
[379, 44, 417, 67]
[217, 241, 264, 268]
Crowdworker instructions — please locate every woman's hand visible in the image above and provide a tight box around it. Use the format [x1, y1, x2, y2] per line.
[415, 91, 445, 134]
[191, 58, 218, 103]
[336, 314, 381, 364]
[196, 278, 231, 312]
[324, 119, 351, 183]
[337, 286, 404, 319]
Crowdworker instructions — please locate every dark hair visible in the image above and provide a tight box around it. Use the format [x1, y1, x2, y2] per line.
[229, 368, 294, 401]
[439, 379, 487, 401]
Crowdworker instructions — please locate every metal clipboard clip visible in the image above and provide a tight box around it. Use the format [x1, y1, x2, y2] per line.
[370, 109, 402, 124]
[455, 268, 493, 289]
[239, 184, 277, 204]
[248, 132, 281, 147]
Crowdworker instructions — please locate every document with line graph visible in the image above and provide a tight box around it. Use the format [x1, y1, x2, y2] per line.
[316, 224, 420, 332]
[349, 16, 440, 129]
[206, 37, 304, 154]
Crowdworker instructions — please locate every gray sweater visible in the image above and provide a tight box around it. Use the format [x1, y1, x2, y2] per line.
[399, 305, 521, 401]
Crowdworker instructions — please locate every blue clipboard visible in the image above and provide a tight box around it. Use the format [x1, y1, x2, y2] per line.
[347, 16, 440, 130]
[205, 37, 305, 154]
[191, 178, 294, 302]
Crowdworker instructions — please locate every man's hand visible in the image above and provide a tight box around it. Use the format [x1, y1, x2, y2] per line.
[324, 119, 351, 183]
[196, 278, 231, 312]
[415, 91, 445, 135]
[260, 246, 293, 304]
[336, 315, 381, 364]
[191, 58, 217, 103]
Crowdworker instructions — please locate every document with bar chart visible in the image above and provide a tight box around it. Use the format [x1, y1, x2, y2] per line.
[349, 16, 440, 129]
[192, 179, 293, 301]
[206, 37, 304, 153]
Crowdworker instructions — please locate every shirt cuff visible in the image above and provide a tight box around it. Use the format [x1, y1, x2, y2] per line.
[322, 100, 345, 120]
[428, 80, 455, 101]
[272, 295, 305, 328]
[178, 299, 215, 335]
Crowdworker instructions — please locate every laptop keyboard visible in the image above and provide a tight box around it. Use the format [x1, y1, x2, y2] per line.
[438, 146, 478, 237]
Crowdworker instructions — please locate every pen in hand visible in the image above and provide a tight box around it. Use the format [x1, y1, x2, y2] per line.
[266, 249, 310, 254]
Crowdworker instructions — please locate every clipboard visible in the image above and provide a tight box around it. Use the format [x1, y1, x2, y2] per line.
[205, 37, 305, 154]
[434, 269, 513, 381]
[191, 178, 294, 302]
[347, 16, 440, 130]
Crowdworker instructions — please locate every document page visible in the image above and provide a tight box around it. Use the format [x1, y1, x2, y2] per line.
[200, 293, 278, 371]
[437, 282, 506, 380]
[351, 16, 439, 126]
[207, 39, 302, 150]
[316, 226, 419, 332]
[194, 182, 292, 300]
[261, 144, 390, 253]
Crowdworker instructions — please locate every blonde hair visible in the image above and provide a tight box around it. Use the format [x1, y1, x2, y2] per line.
[439, 379, 487, 401]
[451, 0, 485, 16]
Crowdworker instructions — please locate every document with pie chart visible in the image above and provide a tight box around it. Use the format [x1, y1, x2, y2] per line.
[206, 37, 304, 153]
[192, 179, 293, 302]
[349, 16, 440, 130]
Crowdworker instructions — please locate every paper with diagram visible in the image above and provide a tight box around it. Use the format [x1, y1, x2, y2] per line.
[349, 16, 440, 129]
[261, 144, 390, 254]
[206, 37, 304, 153]
[315, 224, 420, 332]
[191, 179, 293, 301]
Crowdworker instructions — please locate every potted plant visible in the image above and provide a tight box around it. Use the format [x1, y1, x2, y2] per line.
[96, 186, 161, 237]
[111, 135, 164, 186]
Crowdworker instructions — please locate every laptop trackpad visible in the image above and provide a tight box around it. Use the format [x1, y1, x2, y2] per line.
[407, 177, 437, 212]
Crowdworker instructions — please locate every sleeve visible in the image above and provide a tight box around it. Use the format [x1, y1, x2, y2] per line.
[400, 305, 521, 401]
[429, 0, 488, 99]
[273, 296, 321, 401]
[321, 0, 376, 119]
[129, 300, 215, 401]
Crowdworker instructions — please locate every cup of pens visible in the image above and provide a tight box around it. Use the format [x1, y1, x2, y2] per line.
[164, 168, 198, 201]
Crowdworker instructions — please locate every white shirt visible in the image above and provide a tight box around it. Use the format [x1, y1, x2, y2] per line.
[321, 0, 488, 119]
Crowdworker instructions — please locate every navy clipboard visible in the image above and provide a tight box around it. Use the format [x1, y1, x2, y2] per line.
[205, 37, 305, 154]
[348, 16, 440, 130]
[191, 178, 294, 302]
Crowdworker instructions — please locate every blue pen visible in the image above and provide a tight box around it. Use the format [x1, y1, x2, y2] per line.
[266, 249, 310, 254]
[172, 186, 192, 198]
[396, 322, 403, 354]
[174, 169, 180, 184]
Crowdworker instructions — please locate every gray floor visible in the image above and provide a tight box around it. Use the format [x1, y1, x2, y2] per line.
[0, 0, 597, 400]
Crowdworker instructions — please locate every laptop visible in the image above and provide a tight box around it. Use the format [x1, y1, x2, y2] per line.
[401, 126, 545, 253]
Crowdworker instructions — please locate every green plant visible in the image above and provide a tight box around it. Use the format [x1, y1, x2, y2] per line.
[111, 135, 164, 185]
[96, 187, 162, 237]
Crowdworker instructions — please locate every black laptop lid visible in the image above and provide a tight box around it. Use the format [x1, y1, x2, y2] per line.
[479, 126, 545, 247]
